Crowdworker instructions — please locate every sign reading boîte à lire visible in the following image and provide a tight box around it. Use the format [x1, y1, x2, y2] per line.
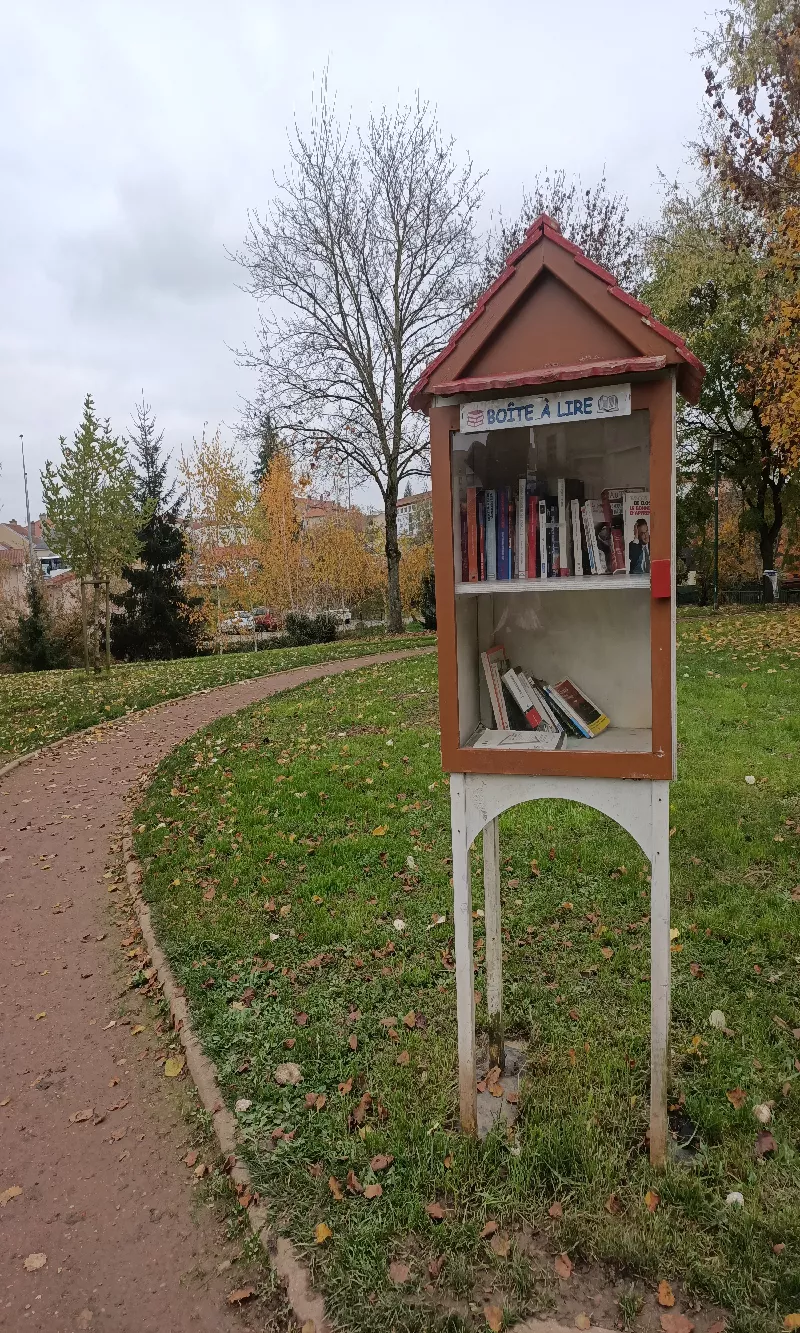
[459, 383, 631, 433]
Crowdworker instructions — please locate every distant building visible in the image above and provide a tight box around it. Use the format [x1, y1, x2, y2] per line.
[396, 490, 432, 541]
[5, 517, 68, 576]
[296, 498, 368, 533]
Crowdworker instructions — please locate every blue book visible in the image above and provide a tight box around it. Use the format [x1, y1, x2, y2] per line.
[497, 487, 509, 580]
[485, 489, 497, 580]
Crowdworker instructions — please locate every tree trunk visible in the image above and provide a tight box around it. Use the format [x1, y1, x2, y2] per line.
[105, 577, 111, 672]
[384, 486, 402, 633]
[80, 579, 89, 673]
[90, 576, 102, 673]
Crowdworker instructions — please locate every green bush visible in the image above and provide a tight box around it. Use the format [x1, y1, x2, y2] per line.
[283, 612, 339, 646]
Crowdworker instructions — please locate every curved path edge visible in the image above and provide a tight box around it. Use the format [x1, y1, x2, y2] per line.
[0, 639, 435, 783]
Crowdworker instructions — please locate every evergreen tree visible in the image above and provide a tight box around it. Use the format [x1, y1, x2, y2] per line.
[42, 394, 140, 671]
[3, 565, 68, 672]
[112, 398, 202, 660]
[251, 410, 282, 486]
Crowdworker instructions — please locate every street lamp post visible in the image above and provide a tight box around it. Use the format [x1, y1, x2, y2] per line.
[713, 437, 721, 613]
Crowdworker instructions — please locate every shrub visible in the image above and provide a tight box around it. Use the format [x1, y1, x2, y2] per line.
[283, 611, 339, 646]
[419, 568, 437, 630]
[2, 568, 69, 672]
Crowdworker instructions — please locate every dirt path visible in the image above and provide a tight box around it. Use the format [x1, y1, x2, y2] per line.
[0, 649, 433, 1333]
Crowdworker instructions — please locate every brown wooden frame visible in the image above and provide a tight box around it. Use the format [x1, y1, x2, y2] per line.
[431, 375, 676, 781]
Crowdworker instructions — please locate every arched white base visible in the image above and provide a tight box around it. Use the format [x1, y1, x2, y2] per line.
[450, 772, 671, 1167]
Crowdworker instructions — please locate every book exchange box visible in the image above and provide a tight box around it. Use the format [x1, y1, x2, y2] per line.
[410, 213, 705, 782]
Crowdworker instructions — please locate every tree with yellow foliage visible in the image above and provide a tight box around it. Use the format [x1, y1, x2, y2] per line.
[250, 450, 310, 614]
[180, 430, 254, 643]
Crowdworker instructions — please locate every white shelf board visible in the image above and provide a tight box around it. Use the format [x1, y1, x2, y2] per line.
[564, 727, 652, 753]
[456, 575, 650, 595]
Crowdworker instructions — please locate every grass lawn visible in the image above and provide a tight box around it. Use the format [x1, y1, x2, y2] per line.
[0, 631, 434, 763]
[132, 609, 800, 1333]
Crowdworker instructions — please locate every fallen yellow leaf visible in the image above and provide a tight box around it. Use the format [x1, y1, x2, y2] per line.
[314, 1222, 332, 1244]
[0, 1186, 22, 1206]
[658, 1280, 675, 1308]
[164, 1056, 185, 1078]
[131, 1025, 146, 1036]
[485, 1305, 503, 1332]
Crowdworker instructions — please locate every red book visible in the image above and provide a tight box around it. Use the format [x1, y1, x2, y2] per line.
[460, 503, 468, 582]
[601, 488, 626, 574]
[466, 487, 479, 582]
[527, 494, 538, 577]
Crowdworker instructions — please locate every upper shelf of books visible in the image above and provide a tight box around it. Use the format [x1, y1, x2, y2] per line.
[452, 410, 651, 587]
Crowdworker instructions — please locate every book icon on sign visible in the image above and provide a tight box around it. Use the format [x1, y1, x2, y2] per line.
[466, 408, 485, 428]
[597, 393, 619, 414]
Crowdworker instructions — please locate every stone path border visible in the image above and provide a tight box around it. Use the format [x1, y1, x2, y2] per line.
[122, 830, 330, 1332]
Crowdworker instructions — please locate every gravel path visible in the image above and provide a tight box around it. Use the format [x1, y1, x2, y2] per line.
[0, 649, 432, 1333]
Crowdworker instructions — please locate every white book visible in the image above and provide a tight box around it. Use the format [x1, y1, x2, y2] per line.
[517, 479, 527, 578]
[557, 479, 569, 576]
[481, 647, 508, 728]
[523, 675, 563, 733]
[538, 498, 548, 579]
[583, 500, 607, 574]
[570, 498, 584, 576]
[473, 728, 564, 751]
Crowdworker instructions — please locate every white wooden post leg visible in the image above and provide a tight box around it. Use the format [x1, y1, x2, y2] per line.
[450, 773, 477, 1135]
[649, 780, 671, 1167]
[483, 817, 504, 1072]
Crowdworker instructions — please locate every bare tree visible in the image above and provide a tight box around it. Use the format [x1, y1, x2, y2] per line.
[472, 168, 648, 306]
[233, 80, 483, 631]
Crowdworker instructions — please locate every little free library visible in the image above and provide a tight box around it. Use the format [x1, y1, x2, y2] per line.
[410, 212, 706, 1163]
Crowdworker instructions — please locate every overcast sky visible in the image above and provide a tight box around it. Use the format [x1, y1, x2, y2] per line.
[0, 0, 713, 522]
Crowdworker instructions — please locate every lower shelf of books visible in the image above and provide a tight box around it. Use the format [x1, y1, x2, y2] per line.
[469, 726, 653, 754]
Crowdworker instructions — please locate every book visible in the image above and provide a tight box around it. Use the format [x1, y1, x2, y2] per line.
[601, 488, 626, 574]
[460, 502, 468, 581]
[584, 499, 609, 574]
[466, 487, 479, 582]
[472, 728, 564, 751]
[557, 479, 569, 576]
[523, 677, 564, 733]
[501, 668, 543, 728]
[477, 491, 486, 581]
[538, 498, 547, 579]
[527, 493, 538, 578]
[623, 490, 650, 576]
[542, 686, 590, 737]
[480, 646, 509, 728]
[485, 489, 497, 581]
[517, 479, 527, 578]
[570, 497, 584, 577]
[508, 497, 516, 578]
[581, 502, 597, 574]
[497, 487, 510, 580]
[548, 677, 610, 736]
[547, 499, 560, 577]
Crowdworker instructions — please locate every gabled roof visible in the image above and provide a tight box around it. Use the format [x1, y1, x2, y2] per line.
[410, 213, 705, 411]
